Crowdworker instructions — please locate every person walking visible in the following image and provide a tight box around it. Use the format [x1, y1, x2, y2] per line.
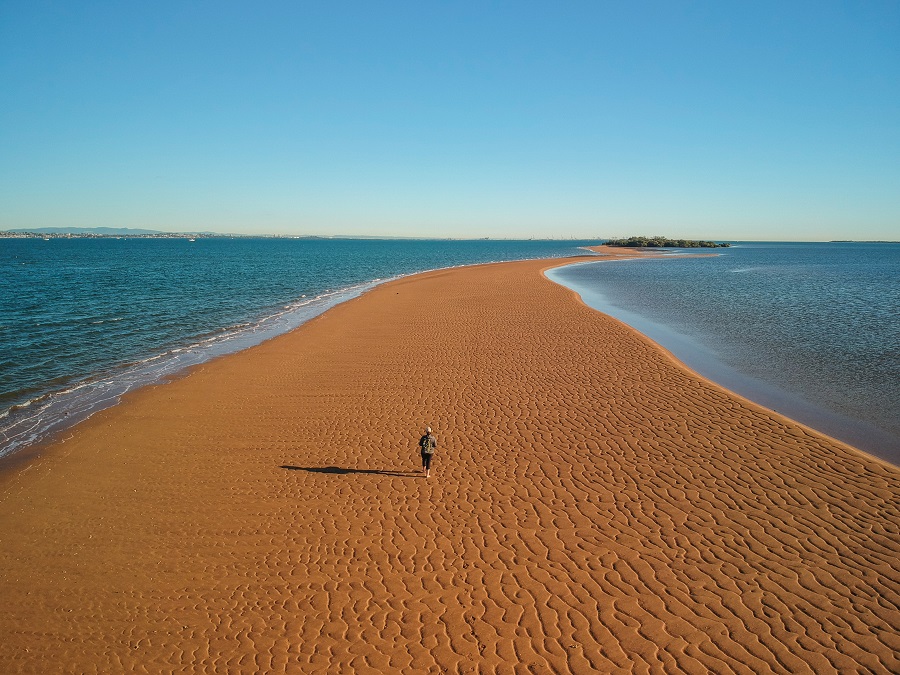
[419, 426, 437, 478]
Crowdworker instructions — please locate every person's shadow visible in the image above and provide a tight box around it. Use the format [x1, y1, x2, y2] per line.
[281, 465, 419, 478]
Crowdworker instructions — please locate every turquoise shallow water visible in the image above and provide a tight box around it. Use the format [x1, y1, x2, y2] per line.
[0, 238, 593, 457]
[548, 243, 900, 465]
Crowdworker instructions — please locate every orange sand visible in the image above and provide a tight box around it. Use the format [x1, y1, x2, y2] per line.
[1, 255, 898, 673]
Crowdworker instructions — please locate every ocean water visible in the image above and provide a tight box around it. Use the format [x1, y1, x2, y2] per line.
[0, 237, 594, 458]
[547, 243, 900, 465]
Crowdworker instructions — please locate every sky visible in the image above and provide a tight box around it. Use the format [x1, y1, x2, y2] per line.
[1, 1, 898, 240]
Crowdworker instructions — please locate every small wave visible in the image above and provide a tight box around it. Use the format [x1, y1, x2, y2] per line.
[0, 279, 389, 459]
[1, 246, 589, 461]
[6, 390, 54, 412]
[10, 396, 41, 411]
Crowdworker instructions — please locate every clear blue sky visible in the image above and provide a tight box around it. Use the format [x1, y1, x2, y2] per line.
[1, 1, 898, 240]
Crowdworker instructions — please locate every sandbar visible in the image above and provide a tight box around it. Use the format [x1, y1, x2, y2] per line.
[1, 254, 897, 673]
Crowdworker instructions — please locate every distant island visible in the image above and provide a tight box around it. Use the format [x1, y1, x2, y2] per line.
[606, 236, 730, 248]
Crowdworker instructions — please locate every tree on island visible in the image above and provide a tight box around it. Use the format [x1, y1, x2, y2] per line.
[605, 236, 730, 248]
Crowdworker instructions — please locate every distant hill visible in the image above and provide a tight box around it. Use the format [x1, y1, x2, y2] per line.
[11, 227, 165, 235]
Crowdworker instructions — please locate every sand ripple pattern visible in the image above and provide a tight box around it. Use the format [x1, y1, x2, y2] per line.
[1, 257, 898, 673]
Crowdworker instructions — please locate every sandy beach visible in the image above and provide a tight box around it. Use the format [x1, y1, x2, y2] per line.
[1, 253, 898, 673]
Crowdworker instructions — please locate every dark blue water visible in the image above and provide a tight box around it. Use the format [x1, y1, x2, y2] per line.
[0, 237, 593, 458]
[548, 243, 900, 465]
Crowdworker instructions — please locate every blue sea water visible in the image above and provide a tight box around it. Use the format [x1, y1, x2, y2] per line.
[0, 237, 594, 458]
[548, 243, 900, 465]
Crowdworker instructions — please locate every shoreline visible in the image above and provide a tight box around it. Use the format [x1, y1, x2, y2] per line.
[0, 277, 385, 463]
[0, 247, 595, 465]
[546, 258, 899, 472]
[1, 255, 897, 672]
[547, 255, 900, 468]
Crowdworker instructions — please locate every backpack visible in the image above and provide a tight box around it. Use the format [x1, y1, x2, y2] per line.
[421, 434, 435, 454]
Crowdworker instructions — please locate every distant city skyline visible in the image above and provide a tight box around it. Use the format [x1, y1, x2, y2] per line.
[1, 1, 898, 241]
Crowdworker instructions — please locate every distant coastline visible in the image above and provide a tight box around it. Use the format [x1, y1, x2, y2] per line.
[3, 230, 220, 240]
[4, 228, 896, 244]
[0, 228, 580, 241]
[1, 227, 344, 240]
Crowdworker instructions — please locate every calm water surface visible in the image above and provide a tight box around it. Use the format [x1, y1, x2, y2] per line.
[548, 243, 900, 465]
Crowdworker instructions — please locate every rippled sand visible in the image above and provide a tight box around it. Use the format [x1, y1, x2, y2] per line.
[1, 254, 897, 673]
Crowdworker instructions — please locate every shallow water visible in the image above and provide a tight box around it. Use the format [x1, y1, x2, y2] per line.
[548, 243, 900, 465]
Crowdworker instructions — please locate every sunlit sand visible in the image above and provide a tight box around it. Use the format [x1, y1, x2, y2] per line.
[1, 255, 897, 673]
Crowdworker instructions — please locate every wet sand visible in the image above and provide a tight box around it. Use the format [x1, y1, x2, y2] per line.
[1, 254, 898, 673]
